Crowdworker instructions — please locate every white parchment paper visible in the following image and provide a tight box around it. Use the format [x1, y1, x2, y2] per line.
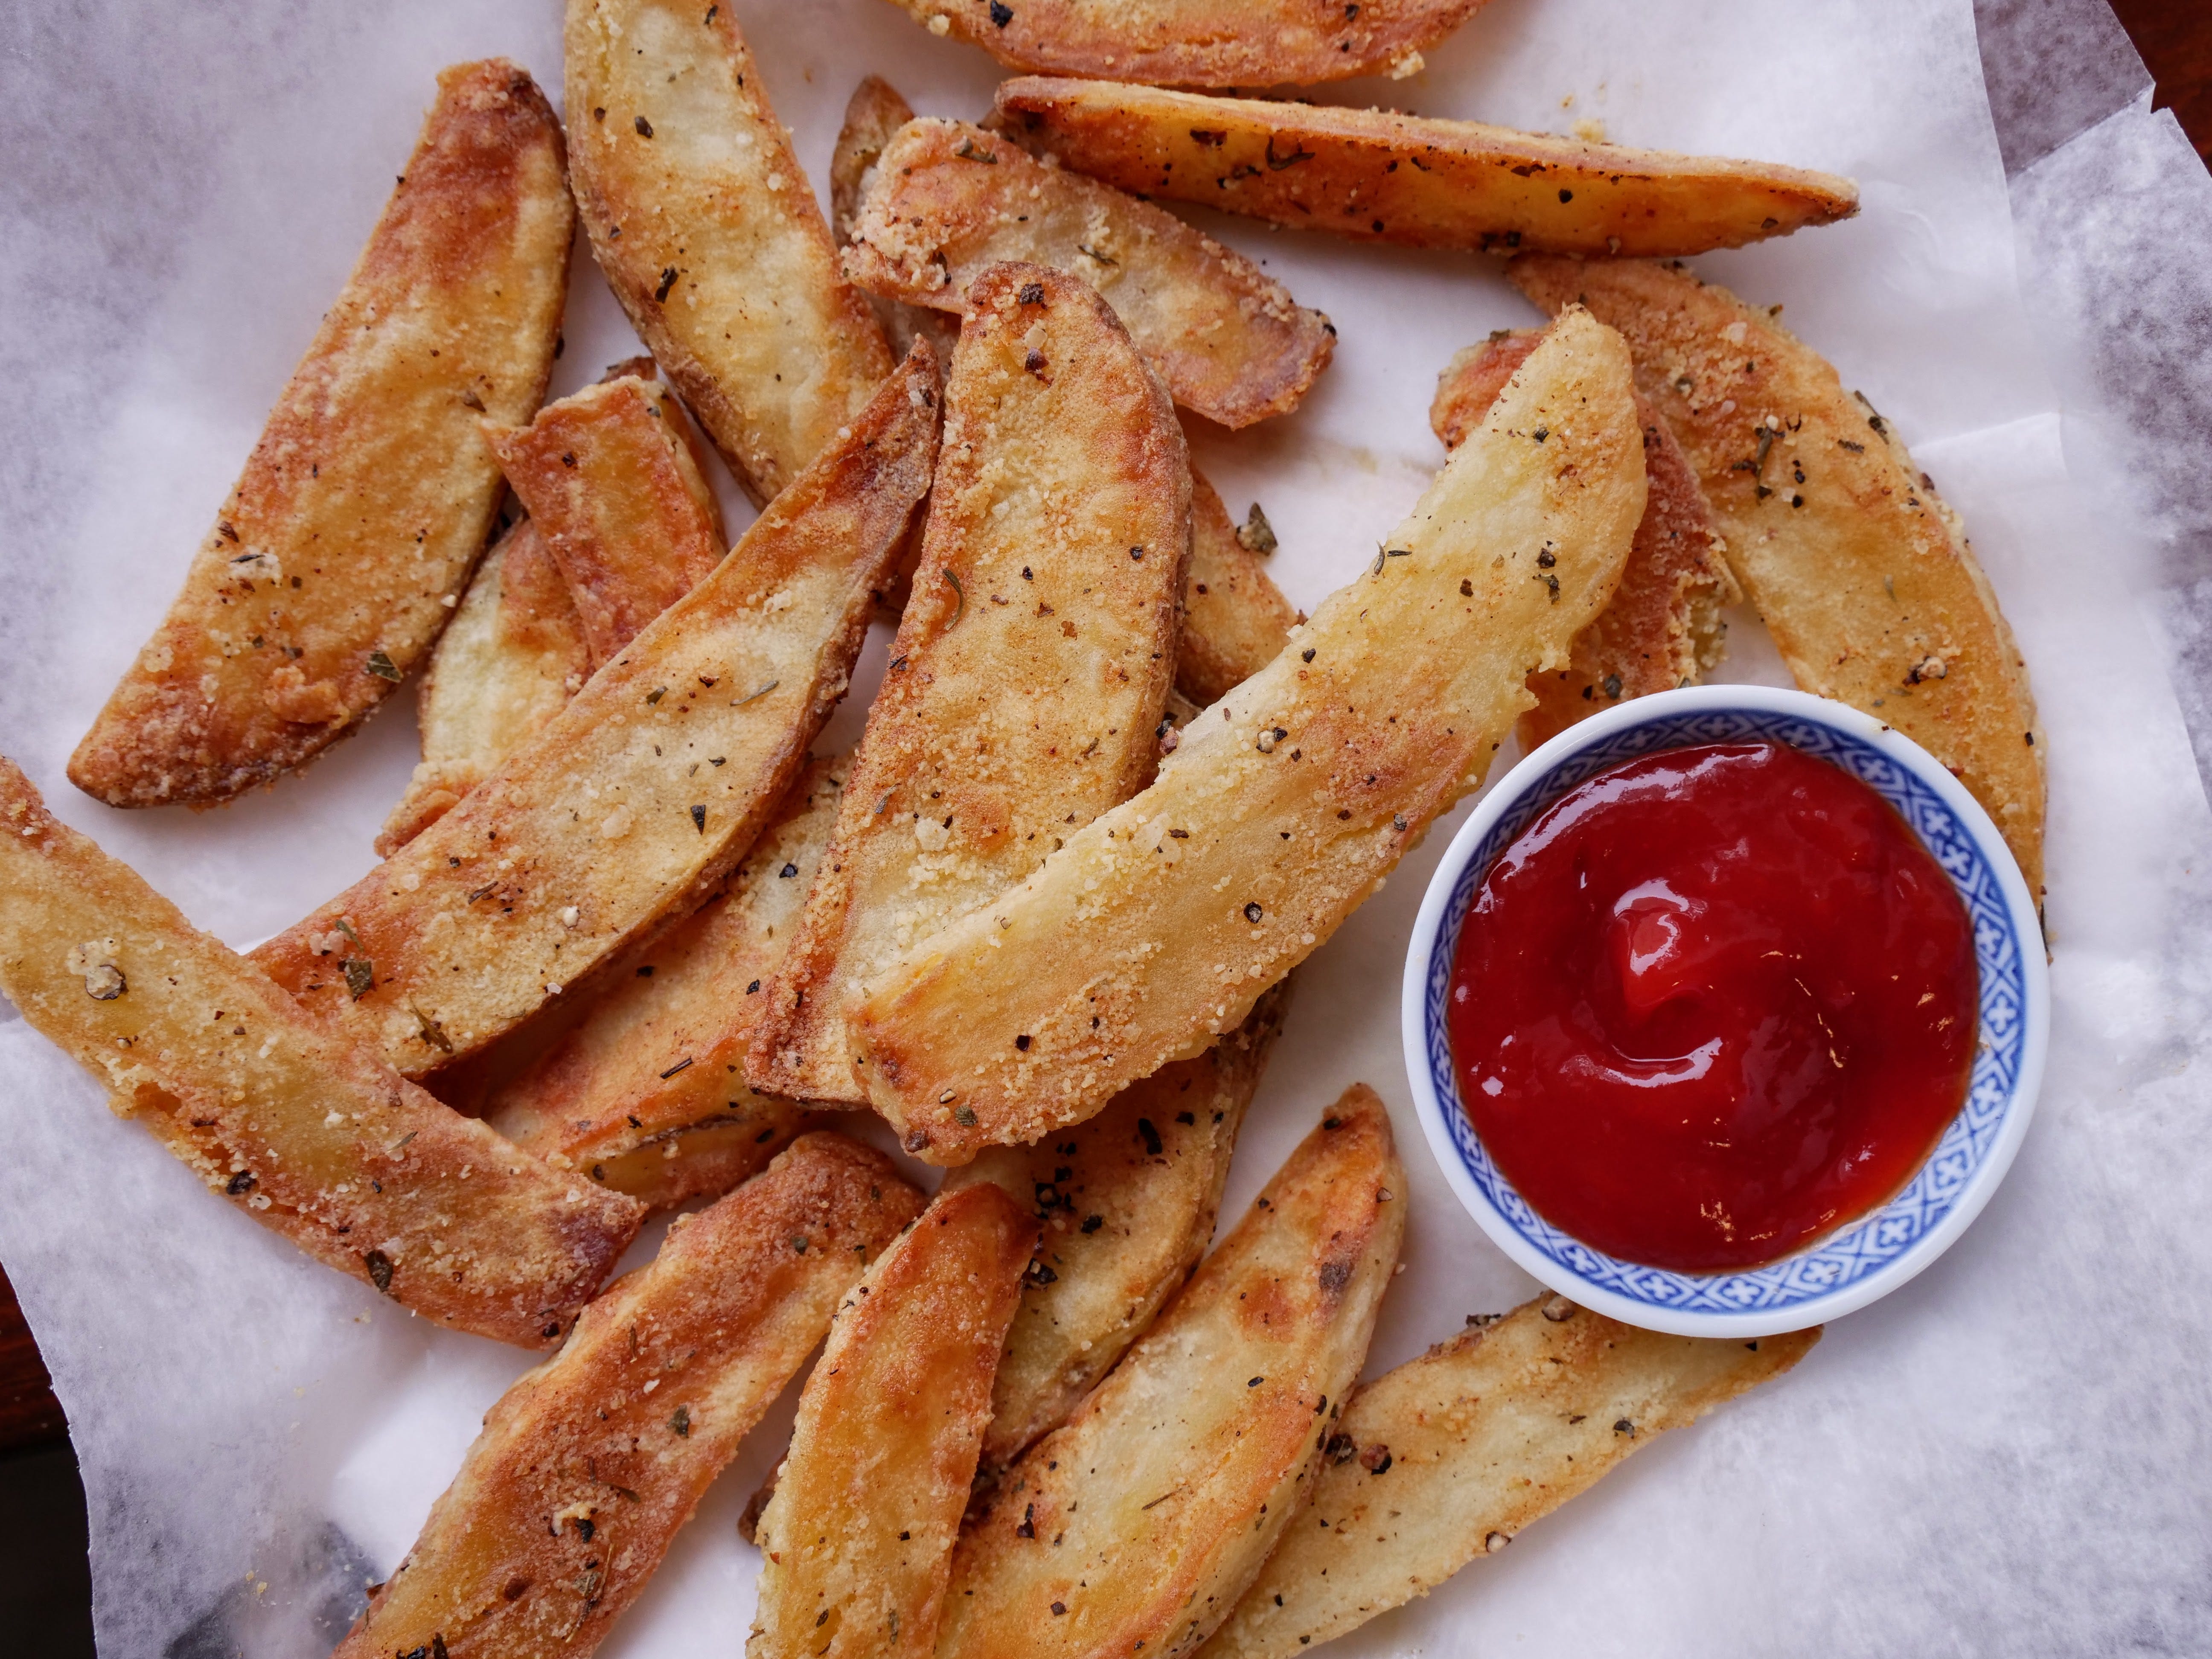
[4, 0, 2212, 1653]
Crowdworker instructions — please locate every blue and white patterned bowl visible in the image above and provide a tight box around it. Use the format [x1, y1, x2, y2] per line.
[1402, 685, 2048, 1338]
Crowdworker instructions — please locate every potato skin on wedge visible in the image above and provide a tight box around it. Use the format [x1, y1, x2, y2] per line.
[995, 79, 1858, 258]
[1511, 256, 2046, 893]
[749, 1183, 1037, 1659]
[0, 757, 642, 1348]
[332, 1134, 922, 1659]
[251, 344, 941, 1080]
[70, 61, 571, 807]
[1201, 1298, 1820, 1657]
[938, 1087, 1404, 1659]
[844, 118, 1333, 428]
[751, 266, 1185, 1109]
[859, 311, 1644, 1157]
[567, 0, 894, 503]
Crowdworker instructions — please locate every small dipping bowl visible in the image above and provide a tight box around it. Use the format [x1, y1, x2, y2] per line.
[1403, 685, 2048, 1338]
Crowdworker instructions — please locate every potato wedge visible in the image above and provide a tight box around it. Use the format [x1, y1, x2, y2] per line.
[1510, 256, 2047, 892]
[748, 1183, 1037, 1659]
[485, 758, 844, 1211]
[69, 61, 572, 807]
[567, 0, 894, 503]
[993, 79, 1858, 258]
[832, 77, 959, 362]
[0, 757, 641, 1348]
[749, 266, 1186, 1108]
[877, 0, 1485, 87]
[1200, 1298, 1820, 1657]
[1435, 328, 1735, 745]
[937, 1087, 1404, 1659]
[485, 373, 725, 671]
[250, 343, 941, 1080]
[845, 118, 1333, 429]
[377, 515, 590, 855]
[332, 1133, 922, 1659]
[859, 310, 1644, 1158]
[1181, 468, 1299, 704]
[944, 981, 1287, 1470]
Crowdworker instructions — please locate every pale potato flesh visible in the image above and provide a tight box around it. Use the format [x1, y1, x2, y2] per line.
[0, 757, 641, 1348]
[69, 61, 571, 806]
[1181, 468, 1298, 705]
[937, 1087, 1406, 1659]
[332, 1134, 923, 1659]
[858, 310, 1645, 1159]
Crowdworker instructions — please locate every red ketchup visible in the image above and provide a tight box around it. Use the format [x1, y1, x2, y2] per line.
[1449, 742, 1977, 1273]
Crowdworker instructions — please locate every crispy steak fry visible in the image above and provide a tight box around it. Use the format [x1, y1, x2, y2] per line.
[1201, 1298, 1821, 1658]
[1511, 256, 2046, 891]
[938, 1088, 1405, 1659]
[332, 1134, 922, 1659]
[250, 344, 941, 1079]
[70, 61, 572, 807]
[377, 515, 590, 855]
[944, 981, 1287, 1470]
[750, 266, 1186, 1109]
[485, 758, 844, 1211]
[485, 373, 725, 671]
[1181, 469, 1299, 704]
[832, 77, 958, 361]
[877, 0, 1487, 88]
[844, 119, 1333, 428]
[993, 79, 1858, 258]
[859, 311, 1645, 1157]
[0, 757, 641, 1348]
[748, 1183, 1036, 1659]
[1435, 328, 1736, 745]
[567, 0, 894, 503]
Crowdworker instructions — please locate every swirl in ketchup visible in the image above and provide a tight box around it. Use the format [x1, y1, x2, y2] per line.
[1449, 742, 1977, 1273]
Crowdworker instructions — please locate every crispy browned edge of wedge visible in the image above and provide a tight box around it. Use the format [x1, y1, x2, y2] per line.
[833, 76, 959, 365]
[938, 1087, 1405, 1659]
[332, 1133, 923, 1659]
[748, 1183, 1037, 1659]
[1181, 469, 1298, 704]
[1201, 1299, 1821, 1657]
[749, 264, 1187, 1107]
[566, 0, 894, 503]
[844, 117, 1333, 428]
[0, 755, 643, 1347]
[992, 78, 1858, 259]
[857, 311, 1646, 1158]
[946, 981, 1288, 1470]
[69, 61, 572, 807]
[487, 757, 846, 1210]
[249, 342, 942, 1079]
[1511, 255, 2047, 894]
[882, 0, 1488, 88]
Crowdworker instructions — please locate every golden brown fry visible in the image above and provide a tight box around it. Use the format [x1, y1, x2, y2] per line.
[1510, 256, 2046, 891]
[1435, 328, 1735, 745]
[69, 62, 572, 808]
[0, 757, 641, 1348]
[844, 118, 1333, 429]
[1181, 469, 1299, 704]
[938, 1088, 1405, 1659]
[993, 79, 1858, 259]
[377, 515, 590, 855]
[832, 77, 959, 361]
[748, 1183, 1037, 1659]
[250, 344, 942, 1080]
[567, 0, 894, 503]
[485, 758, 844, 1211]
[332, 1133, 923, 1659]
[945, 982, 1287, 1470]
[750, 266, 1185, 1108]
[486, 373, 725, 671]
[878, 0, 1486, 88]
[859, 311, 1645, 1158]
[1201, 1298, 1820, 1658]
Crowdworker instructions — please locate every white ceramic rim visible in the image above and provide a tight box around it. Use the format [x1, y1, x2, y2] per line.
[1400, 684, 2050, 1338]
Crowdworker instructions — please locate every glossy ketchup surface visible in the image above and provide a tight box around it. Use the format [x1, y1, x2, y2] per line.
[1449, 742, 1977, 1273]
